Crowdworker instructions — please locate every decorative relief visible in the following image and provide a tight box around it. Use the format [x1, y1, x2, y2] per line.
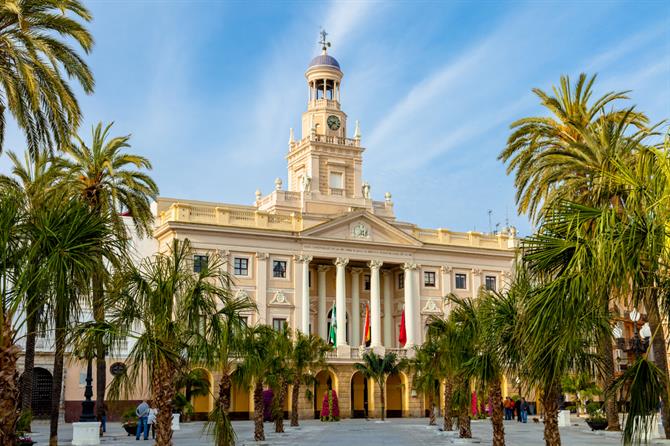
[303, 244, 412, 258]
[235, 289, 250, 300]
[351, 222, 370, 239]
[255, 252, 269, 260]
[441, 265, 453, 274]
[271, 290, 289, 305]
[422, 298, 441, 314]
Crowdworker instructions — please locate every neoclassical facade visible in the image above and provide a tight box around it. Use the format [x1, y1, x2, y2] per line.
[152, 41, 517, 419]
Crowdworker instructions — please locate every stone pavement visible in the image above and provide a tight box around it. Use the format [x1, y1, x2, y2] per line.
[27, 417, 670, 445]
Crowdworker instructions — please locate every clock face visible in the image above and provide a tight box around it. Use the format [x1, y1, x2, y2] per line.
[327, 115, 341, 130]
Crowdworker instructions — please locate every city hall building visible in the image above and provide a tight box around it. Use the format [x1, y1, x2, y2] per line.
[151, 42, 518, 420]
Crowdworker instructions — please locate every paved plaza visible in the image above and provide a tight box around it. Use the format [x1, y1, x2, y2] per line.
[26, 417, 670, 445]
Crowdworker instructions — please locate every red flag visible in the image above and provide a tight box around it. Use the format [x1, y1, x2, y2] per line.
[363, 304, 371, 347]
[399, 309, 407, 346]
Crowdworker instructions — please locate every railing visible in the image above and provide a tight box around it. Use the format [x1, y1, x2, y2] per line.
[159, 203, 302, 231]
[387, 348, 408, 358]
[308, 99, 340, 111]
[309, 134, 360, 147]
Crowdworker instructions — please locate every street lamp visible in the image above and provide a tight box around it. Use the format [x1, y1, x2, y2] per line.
[628, 309, 647, 359]
[79, 357, 96, 422]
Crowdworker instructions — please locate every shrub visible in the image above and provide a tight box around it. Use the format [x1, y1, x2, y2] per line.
[320, 390, 340, 421]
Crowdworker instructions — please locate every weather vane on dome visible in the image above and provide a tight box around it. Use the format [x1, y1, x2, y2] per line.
[319, 28, 331, 52]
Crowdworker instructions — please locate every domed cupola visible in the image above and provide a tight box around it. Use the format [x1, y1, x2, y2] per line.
[308, 53, 341, 71]
[305, 30, 343, 107]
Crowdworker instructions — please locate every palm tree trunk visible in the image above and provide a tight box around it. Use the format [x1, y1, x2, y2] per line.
[443, 376, 454, 431]
[49, 326, 66, 446]
[542, 383, 561, 446]
[380, 382, 385, 421]
[601, 332, 620, 431]
[92, 268, 107, 427]
[152, 360, 177, 446]
[428, 395, 436, 425]
[253, 381, 265, 441]
[490, 377, 505, 446]
[458, 404, 472, 438]
[219, 372, 231, 415]
[290, 377, 300, 427]
[647, 302, 670, 438]
[0, 316, 20, 446]
[216, 371, 233, 446]
[274, 380, 288, 433]
[21, 302, 38, 415]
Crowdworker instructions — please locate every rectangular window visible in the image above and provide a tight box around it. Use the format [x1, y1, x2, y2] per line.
[424, 271, 436, 287]
[241, 316, 249, 326]
[234, 257, 249, 276]
[193, 255, 208, 273]
[364, 274, 371, 291]
[398, 272, 405, 290]
[79, 372, 87, 386]
[485, 275, 497, 291]
[329, 172, 343, 189]
[273, 260, 287, 278]
[455, 273, 467, 289]
[272, 318, 287, 331]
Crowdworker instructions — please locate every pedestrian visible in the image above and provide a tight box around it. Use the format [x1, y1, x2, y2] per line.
[98, 401, 108, 435]
[521, 397, 529, 423]
[515, 397, 522, 422]
[504, 397, 512, 420]
[135, 399, 150, 441]
[148, 406, 157, 439]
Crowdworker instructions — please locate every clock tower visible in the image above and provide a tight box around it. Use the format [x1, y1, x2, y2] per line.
[286, 31, 365, 203]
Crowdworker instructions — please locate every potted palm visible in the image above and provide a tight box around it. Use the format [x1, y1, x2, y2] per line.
[585, 403, 607, 430]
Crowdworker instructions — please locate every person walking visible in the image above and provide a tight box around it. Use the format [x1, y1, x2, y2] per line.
[148, 406, 157, 439]
[135, 399, 150, 440]
[503, 397, 511, 420]
[98, 401, 108, 435]
[521, 397, 529, 423]
[514, 397, 522, 422]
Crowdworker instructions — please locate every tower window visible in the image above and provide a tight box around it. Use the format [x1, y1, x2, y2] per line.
[329, 172, 343, 189]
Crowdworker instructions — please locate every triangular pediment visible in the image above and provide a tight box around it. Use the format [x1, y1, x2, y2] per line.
[301, 211, 422, 246]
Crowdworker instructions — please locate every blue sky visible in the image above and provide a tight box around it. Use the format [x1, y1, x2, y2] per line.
[1, 0, 669, 235]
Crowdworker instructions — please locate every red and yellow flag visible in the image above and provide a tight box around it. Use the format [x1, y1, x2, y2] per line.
[363, 304, 371, 347]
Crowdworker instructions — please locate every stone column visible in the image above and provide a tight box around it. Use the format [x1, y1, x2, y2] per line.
[403, 263, 418, 348]
[255, 252, 268, 324]
[441, 265, 452, 318]
[382, 270, 392, 347]
[369, 260, 383, 349]
[334, 257, 349, 347]
[298, 256, 312, 334]
[317, 265, 330, 340]
[350, 268, 363, 347]
[472, 268, 482, 299]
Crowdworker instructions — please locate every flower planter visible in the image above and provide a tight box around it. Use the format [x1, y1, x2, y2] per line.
[586, 419, 608, 431]
[122, 423, 137, 436]
[17, 441, 36, 446]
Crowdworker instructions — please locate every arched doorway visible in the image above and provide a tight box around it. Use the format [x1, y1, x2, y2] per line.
[189, 368, 213, 420]
[350, 371, 369, 418]
[313, 370, 337, 419]
[230, 370, 251, 420]
[327, 308, 349, 344]
[19, 367, 53, 418]
[386, 373, 403, 418]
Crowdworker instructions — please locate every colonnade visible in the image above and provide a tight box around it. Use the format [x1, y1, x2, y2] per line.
[295, 257, 420, 349]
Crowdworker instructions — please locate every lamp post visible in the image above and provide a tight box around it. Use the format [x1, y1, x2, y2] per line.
[629, 309, 648, 359]
[79, 357, 96, 422]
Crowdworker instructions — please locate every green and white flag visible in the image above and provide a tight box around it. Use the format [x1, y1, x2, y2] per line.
[328, 303, 337, 346]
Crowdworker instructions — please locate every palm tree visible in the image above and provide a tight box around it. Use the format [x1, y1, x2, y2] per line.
[289, 332, 330, 427]
[105, 239, 226, 446]
[499, 73, 648, 222]
[266, 327, 293, 433]
[499, 73, 651, 431]
[199, 286, 256, 446]
[27, 194, 120, 446]
[354, 351, 405, 421]
[175, 368, 211, 421]
[561, 373, 601, 416]
[0, 187, 29, 445]
[0, 0, 94, 156]
[236, 324, 277, 441]
[410, 341, 441, 425]
[0, 150, 63, 419]
[61, 122, 158, 424]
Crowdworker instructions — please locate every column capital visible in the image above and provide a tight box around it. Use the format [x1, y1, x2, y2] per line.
[471, 267, 482, 275]
[441, 265, 453, 273]
[296, 255, 313, 263]
[255, 252, 269, 260]
[381, 269, 392, 277]
[334, 257, 349, 268]
[368, 260, 383, 270]
[350, 267, 364, 275]
[402, 262, 418, 271]
[317, 265, 332, 273]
